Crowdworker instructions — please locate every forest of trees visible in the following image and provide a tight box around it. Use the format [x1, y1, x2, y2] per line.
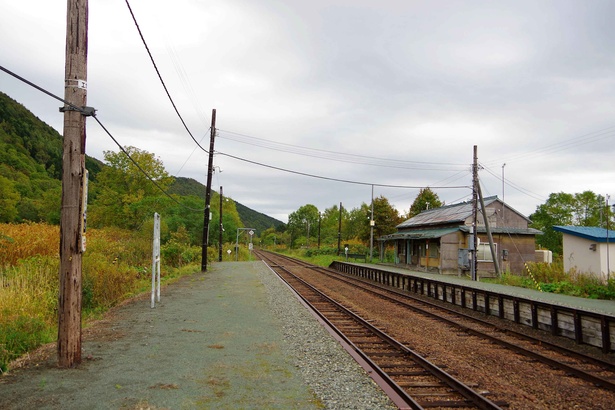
[0, 92, 283, 248]
[2, 91, 613, 257]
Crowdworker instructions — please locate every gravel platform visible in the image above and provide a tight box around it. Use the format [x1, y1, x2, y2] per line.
[0, 261, 394, 409]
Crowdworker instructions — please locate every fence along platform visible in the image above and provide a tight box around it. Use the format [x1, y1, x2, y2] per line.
[329, 261, 615, 353]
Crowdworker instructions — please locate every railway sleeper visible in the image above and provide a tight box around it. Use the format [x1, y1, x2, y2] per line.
[369, 351, 408, 357]
[386, 370, 430, 376]
[419, 399, 474, 408]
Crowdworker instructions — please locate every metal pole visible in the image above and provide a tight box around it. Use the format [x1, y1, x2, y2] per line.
[235, 228, 239, 261]
[370, 184, 374, 262]
[219, 186, 223, 262]
[318, 213, 321, 249]
[235, 228, 256, 261]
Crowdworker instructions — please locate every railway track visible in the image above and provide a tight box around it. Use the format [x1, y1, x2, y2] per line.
[255, 250, 505, 410]
[256, 250, 615, 405]
[308, 260, 615, 393]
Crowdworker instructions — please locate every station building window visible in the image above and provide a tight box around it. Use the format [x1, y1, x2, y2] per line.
[477, 243, 496, 262]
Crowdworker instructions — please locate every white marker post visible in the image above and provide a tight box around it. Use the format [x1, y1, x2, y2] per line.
[151, 213, 161, 308]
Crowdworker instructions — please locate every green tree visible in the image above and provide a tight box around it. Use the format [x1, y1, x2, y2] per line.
[89, 147, 174, 229]
[530, 191, 610, 255]
[406, 188, 443, 218]
[572, 191, 606, 226]
[208, 193, 243, 246]
[287, 204, 320, 248]
[0, 175, 20, 222]
[346, 196, 402, 243]
[346, 205, 367, 241]
[319, 204, 344, 247]
[368, 196, 403, 241]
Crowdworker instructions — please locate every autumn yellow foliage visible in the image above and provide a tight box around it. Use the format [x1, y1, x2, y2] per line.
[0, 222, 195, 372]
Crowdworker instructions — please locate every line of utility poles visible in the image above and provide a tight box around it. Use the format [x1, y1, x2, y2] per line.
[202, 109, 216, 272]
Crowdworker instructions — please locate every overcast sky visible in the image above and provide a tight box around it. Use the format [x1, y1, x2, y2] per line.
[2, 0, 614, 223]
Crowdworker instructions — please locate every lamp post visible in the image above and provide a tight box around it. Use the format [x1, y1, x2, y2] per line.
[370, 184, 374, 263]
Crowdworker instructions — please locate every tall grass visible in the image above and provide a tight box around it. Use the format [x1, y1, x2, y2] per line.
[0, 256, 58, 372]
[491, 260, 615, 300]
[0, 223, 201, 373]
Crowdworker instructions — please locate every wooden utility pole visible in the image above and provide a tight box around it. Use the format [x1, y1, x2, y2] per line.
[471, 145, 479, 281]
[58, 0, 89, 367]
[201, 109, 216, 272]
[477, 181, 501, 277]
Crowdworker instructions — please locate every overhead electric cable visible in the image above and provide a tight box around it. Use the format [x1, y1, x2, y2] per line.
[482, 126, 615, 167]
[480, 163, 545, 202]
[216, 150, 469, 190]
[92, 117, 204, 212]
[218, 129, 469, 171]
[0, 64, 204, 213]
[0, 65, 86, 114]
[124, 0, 208, 153]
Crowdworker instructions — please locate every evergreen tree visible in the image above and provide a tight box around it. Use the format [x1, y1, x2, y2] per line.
[407, 188, 443, 219]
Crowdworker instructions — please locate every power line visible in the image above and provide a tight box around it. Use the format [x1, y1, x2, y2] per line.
[482, 126, 615, 167]
[218, 128, 469, 171]
[216, 150, 469, 190]
[0, 65, 89, 115]
[124, 0, 208, 153]
[0, 64, 204, 213]
[92, 117, 204, 212]
[480, 163, 545, 202]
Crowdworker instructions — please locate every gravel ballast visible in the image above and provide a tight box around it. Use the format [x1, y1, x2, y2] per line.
[255, 261, 396, 409]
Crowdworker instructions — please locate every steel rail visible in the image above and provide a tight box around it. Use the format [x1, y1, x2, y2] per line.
[268, 252, 615, 393]
[257, 250, 503, 410]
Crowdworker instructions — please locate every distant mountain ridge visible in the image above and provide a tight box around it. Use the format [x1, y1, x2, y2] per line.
[168, 177, 285, 232]
[0, 91, 285, 231]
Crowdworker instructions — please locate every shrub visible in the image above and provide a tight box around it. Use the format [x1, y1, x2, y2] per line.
[0, 223, 59, 267]
[0, 223, 199, 371]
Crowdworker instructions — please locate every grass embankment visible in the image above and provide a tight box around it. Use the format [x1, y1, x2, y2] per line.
[0, 223, 204, 373]
[487, 260, 615, 300]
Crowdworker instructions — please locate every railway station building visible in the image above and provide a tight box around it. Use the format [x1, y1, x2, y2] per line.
[378, 196, 541, 277]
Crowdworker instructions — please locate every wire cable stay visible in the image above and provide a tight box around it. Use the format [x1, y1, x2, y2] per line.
[92, 117, 204, 212]
[124, 0, 209, 153]
[0, 63, 204, 213]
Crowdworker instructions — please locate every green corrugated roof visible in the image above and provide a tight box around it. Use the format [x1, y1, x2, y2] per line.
[378, 227, 460, 242]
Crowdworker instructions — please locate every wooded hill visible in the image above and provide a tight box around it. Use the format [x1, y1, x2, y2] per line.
[0, 91, 284, 233]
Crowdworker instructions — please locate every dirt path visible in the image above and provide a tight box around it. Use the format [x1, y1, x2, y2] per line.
[0, 263, 322, 409]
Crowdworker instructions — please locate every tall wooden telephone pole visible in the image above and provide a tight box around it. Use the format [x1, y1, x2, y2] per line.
[58, 0, 89, 367]
[202, 109, 216, 272]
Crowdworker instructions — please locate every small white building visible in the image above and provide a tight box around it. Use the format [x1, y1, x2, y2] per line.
[553, 226, 615, 281]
